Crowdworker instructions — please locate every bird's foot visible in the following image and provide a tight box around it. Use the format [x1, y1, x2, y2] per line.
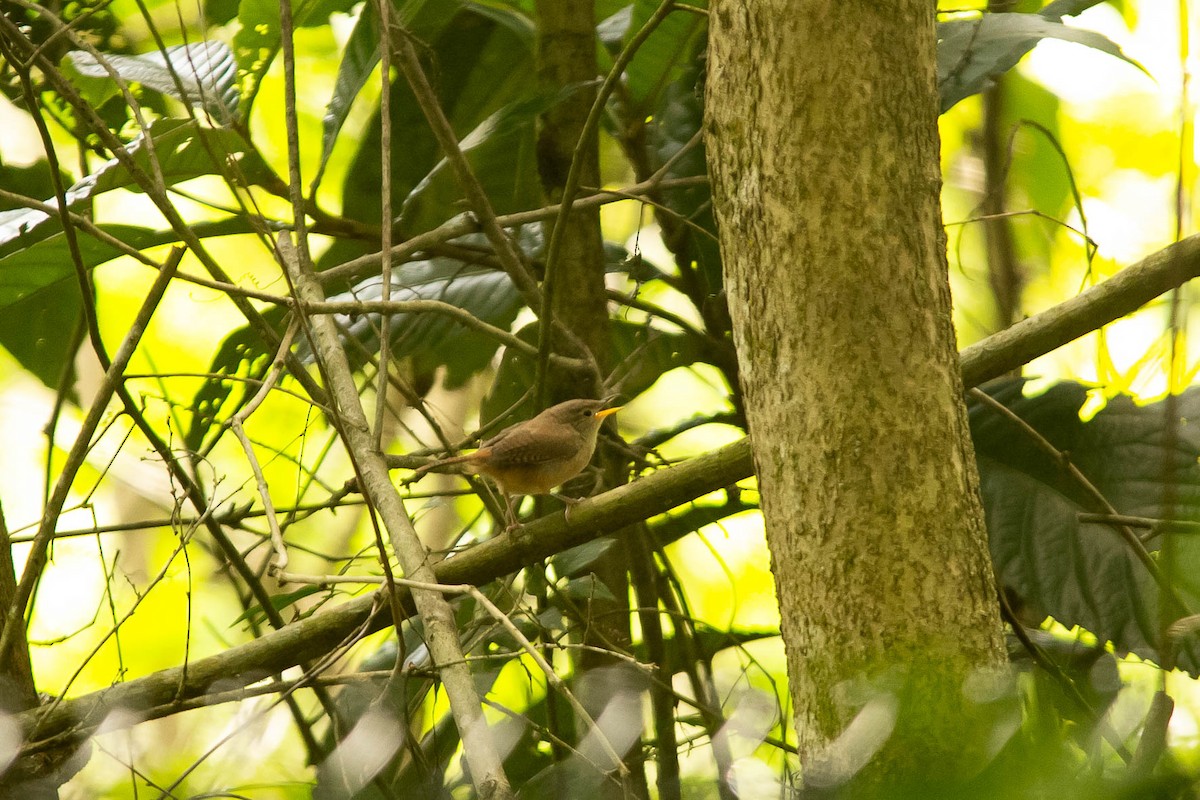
[557, 494, 583, 524]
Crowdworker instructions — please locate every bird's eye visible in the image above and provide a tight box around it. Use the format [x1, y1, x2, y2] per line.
[583, 410, 593, 417]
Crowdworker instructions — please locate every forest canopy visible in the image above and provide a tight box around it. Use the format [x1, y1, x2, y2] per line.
[0, 0, 1195, 797]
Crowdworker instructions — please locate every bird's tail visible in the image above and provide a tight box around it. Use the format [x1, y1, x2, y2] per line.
[413, 453, 479, 476]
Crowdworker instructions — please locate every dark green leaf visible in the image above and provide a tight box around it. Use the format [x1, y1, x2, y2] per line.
[304, 248, 524, 388]
[464, 1, 535, 43]
[648, 53, 723, 294]
[185, 309, 286, 455]
[312, 0, 465, 192]
[232, 0, 360, 115]
[0, 281, 81, 392]
[997, 73, 1070, 225]
[0, 219, 253, 390]
[0, 161, 70, 212]
[937, 13, 1147, 114]
[596, 5, 632, 52]
[334, 6, 536, 237]
[972, 380, 1200, 676]
[396, 84, 583, 232]
[1039, 0, 1109, 20]
[621, 0, 706, 115]
[559, 574, 618, 603]
[484, 318, 712, 426]
[549, 537, 616, 577]
[0, 219, 252, 309]
[232, 584, 326, 626]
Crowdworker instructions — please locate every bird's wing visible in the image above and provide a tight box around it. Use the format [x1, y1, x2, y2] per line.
[482, 427, 582, 469]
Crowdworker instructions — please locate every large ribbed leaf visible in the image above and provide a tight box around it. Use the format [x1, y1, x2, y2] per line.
[972, 381, 1200, 676]
[396, 84, 581, 232]
[314, 254, 524, 388]
[310, 0, 464, 192]
[66, 41, 240, 122]
[619, 0, 706, 116]
[330, 4, 537, 250]
[232, 0, 359, 114]
[482, 318, 711, 426]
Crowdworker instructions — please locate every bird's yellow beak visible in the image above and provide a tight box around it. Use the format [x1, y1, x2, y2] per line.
[595, 406, 622, 419]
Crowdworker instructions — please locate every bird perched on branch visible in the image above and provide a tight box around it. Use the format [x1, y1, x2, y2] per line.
[415, 398, 621, 529]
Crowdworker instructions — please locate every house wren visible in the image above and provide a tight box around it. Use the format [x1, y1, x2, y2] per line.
[417, 399, 621, 528]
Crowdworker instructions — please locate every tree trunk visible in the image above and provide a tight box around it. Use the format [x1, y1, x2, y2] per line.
[705, 1, 1007, 790]
[534, 3, 644, 797]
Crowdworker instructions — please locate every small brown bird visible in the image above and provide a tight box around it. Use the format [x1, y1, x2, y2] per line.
[417, 399, 621, 529]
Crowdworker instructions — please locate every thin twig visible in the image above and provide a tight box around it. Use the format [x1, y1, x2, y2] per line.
[280, 570, 629, 778]
[230, 321, 300, 569]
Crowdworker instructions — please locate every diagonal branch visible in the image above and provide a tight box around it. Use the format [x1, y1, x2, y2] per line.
[276, 235, 516, 799]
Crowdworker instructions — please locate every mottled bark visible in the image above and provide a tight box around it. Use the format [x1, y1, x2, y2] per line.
[705, 0, 1007, 790]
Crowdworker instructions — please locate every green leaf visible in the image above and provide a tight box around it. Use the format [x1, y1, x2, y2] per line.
[0, 120, 265, 256]
[937, 12, 1148, 114]
[396, 84, 583, 231]
[232, 0, 360, 115]
[464, 1, 535, 43]
[0, 219, 253, 390]
[232, 584, 326, 626]
[311, 0, 465, 192]
[971, 381, 1200, 676]
[549, 537, 616, 577]
[1039, 0, 1109, 20]
[334, 5, 537, 237]
[648, 49, 722, 294]
[0, 281, 81, 393]
[185, 309, 286, 455]
[0, 161, 70, 212]
[65, 41, 240, 122]
[0, 220, 251, 304]
[597, 5, 633, 53]
[998, 73, 1070, 222]
[621, 0, 707, 115]
[558, 574, 618, 603]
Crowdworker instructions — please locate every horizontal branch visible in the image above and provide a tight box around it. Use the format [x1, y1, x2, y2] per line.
[20, 230, 1200, 750]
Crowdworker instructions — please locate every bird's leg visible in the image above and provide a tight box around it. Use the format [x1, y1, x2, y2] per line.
[503, 494, 521, 532]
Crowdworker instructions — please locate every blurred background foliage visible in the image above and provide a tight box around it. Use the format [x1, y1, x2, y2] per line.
[0, 0, 1198, 796]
